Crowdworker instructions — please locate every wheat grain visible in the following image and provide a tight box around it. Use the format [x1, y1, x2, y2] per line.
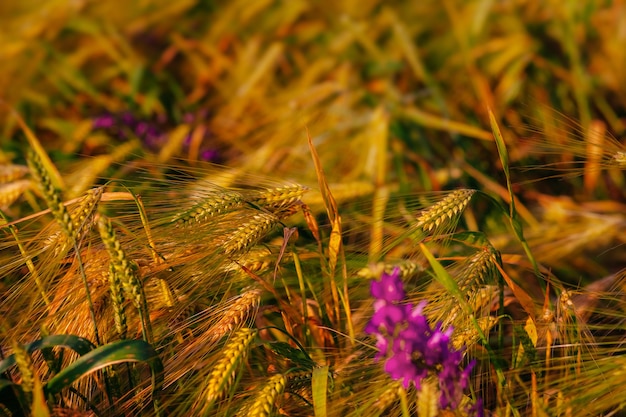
[415, 189, 476, 233]
[203, 327, 257, 407]
[244, 373, 286, 417]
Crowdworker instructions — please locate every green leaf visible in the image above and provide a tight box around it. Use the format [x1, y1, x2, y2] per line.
[419, 242, 464, 302]
[44, 340, 163, 397]
[0, 335, 96, 374]
[267, 341, 316, 370]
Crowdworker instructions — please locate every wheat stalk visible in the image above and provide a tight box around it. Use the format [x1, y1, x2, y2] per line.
[415, 189, 476, 234]
[202, 327, 257, 409]
[242, 373, 286, 417]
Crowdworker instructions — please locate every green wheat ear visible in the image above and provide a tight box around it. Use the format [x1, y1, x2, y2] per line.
[26, 149, 73, 238]
[97, 215, 152, 342]
[172, 190, 245, 226]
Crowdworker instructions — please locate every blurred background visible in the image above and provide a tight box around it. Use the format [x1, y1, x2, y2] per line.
[1, 0, 624, 192]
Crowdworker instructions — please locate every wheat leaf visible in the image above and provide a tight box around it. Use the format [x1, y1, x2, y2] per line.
[44, 340, 163, 399]
[312, 365, 329, 417]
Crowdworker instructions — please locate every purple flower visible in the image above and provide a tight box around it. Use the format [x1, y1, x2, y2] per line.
[366, 267, 480, 413]
[92, 114, 116, 129]
[370, 268, 406, 302]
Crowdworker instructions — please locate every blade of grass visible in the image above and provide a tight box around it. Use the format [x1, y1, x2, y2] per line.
[312, 365, 329, 417]
[307, 129, 354, 341]
[489, 108, 543, 288]
[45, 339, 163, 415]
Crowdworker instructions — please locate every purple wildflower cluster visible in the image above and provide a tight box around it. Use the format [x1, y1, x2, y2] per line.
[365, 267, 482, 414]
[92, 112, 219, 162]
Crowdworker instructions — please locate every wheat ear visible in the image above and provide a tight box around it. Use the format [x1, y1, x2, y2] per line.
[612, 150, 626, 167]
[249, 184, 308, 210]
[44, 187, 104, 254]
[0, 180, 32, 208]
[107, 262, 128, 339]
[373, 381, 402, 415]
[97, 215, 151, 341]
[27, 149, 73, 238]
[209, 288, 262, 343]
[415, 189, 476, 233]
[0, 163, 30, 183]
[416, 378, 439, 417]
[457, 245, 499, 292]
[242, 373, 286, 417]
[172, 190, 244, 225]
[70, 187, 104, 235]
[12, 342, 35, 399]
[358, 260, 425, 280]
[203, 328, 257, 408]
[221, 212, 281, 256]
[97, 216, 142, 309]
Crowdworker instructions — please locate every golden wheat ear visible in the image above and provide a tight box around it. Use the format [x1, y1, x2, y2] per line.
[198, 327, 257, 413]
[237, 373, 286, 417]
[414, 189, 477, 234]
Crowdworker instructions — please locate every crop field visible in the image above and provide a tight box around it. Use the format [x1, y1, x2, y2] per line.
[1, 1, 625, 416]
